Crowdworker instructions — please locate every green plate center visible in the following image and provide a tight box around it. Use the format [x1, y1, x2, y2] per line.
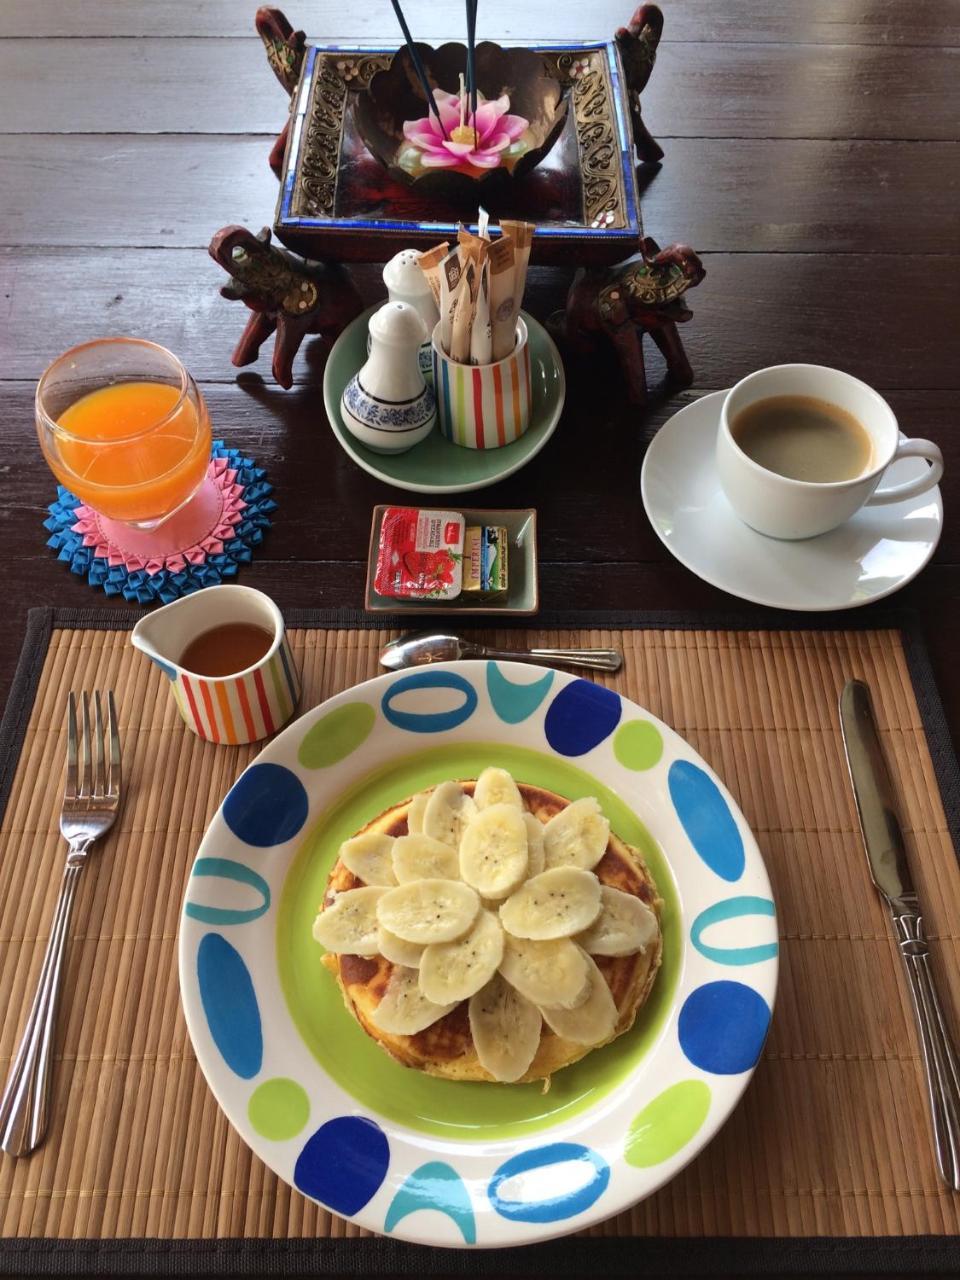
[277, 744, 681, 1141]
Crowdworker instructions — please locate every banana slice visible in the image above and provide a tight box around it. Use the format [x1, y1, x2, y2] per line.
[523, 812, 546, 878]
[392, 834, 460, 883]
[499, 934, 590, 1008]
[376, 878, 479, 944]
[337, 832, 397, 886]
[469, 974, 543, 1083]
[474, 767, 523, 810]
[539, 951, 618, 1045]
[499, 867, 602, 940]
[543, 797, 610, 870]
[312, 886, 386, 956]
[406, 789, 430, 836]
[371, 965, 458, 1035]
[418, 910, 505, 1004]
[577, 884, 660, 956]
[459, 804, 529, 899]
[423, 781, 477, 849]
[377, 925, 425, 968]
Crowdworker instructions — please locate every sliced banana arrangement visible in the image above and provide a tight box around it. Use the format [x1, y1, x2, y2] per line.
[313, 770, 662, 1084]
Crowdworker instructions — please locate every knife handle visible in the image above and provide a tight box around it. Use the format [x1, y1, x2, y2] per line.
[893, 902, 960, 1190]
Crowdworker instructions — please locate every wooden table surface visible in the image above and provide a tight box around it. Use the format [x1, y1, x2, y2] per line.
[0, 1, 958, 1275]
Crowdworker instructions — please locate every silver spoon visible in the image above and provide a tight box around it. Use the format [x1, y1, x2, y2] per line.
[379, 632, 622, 673]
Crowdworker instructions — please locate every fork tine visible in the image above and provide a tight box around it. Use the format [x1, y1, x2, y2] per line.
[107, 691, 121, 799]
[93, 693, 106, 799]
[65, 693, 78, 802]
[80, 692, 92, 800]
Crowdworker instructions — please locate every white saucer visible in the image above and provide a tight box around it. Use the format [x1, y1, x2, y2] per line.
[640, 391, 943, 611]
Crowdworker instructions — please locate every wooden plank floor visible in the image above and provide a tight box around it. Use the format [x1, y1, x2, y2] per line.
[1, 1, 957, 729]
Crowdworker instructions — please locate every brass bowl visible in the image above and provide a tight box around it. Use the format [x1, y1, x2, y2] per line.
[353, 42, 569, 207]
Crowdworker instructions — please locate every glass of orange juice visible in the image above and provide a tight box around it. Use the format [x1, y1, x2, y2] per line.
[36, 338, 213, 530]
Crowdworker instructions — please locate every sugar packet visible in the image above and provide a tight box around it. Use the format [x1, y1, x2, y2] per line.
[417, 241, 451, 309]
[488, 234, 518, 361]
[449, 260, 477, 363]
[470, 261, 493, 366]
[439, 248, 465, 354]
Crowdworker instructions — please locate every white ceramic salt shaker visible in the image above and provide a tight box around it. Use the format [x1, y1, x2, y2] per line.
[341, 301, 436, 455]
[382, 249, 440, 382]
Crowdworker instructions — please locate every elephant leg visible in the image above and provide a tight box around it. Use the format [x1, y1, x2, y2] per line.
[649, 321, 693, 387]
[272, 314, 313, 389]
[604, 321, 648, 404]
[632, 108, 664, 164]
[233, 310, 277, 368]
[269, 119, 290, 178]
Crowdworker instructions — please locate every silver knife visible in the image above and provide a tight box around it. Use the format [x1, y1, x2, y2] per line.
[840, 679, 960, 1190]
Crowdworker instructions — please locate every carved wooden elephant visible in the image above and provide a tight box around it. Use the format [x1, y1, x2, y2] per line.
[209, 225, 363, 388]
[551, 238, 706, 405]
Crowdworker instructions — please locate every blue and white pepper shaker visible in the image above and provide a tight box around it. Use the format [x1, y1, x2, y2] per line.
[341, 301, 436, 454]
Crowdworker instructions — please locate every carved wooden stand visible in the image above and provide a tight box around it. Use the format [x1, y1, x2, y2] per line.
[209, 4, 704, 405]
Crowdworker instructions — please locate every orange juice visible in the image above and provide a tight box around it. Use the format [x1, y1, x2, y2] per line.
[51, 381, 211, 523]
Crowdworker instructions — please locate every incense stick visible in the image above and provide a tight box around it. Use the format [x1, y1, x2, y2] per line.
[466, 0, 478, 126]
[389, 0, 449, 139]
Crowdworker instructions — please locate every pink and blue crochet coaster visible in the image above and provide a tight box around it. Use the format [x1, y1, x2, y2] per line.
[44, 441, 275, 604]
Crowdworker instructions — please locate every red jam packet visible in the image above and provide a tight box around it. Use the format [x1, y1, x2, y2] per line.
[374, 506, 465, 600]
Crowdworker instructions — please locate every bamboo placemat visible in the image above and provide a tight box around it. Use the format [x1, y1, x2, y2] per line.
[1, 607, 959, 1278]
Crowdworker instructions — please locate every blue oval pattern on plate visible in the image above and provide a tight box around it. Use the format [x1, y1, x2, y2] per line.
[678, 980, 771, 1075]
[196, 933, 262, 1079]
[544, 681, 621, 757]
[223, 763, 309, 848]
[668, 760, 745, 882]
[486, 663, 554, 725]
[294, 1116, 390, 1215]
[488, 1143, 610, 1222]
[185, 857, 271, 926]
[384, 1160, 476, 1244]
[690, 897, 778, 966]
[381, 671, 478, 733]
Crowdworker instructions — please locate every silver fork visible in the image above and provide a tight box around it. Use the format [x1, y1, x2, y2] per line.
[0, 692, 121, 1157]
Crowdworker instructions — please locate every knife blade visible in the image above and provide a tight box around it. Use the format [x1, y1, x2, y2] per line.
[839, 680, 914, 904]
[840, 679, 960, 1190]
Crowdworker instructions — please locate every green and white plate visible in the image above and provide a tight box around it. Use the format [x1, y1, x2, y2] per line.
[179, 662, 778, 1248]
[323, 308, 566, 493]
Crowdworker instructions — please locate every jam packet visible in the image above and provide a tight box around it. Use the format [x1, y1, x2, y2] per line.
[374, 506, 465, 600]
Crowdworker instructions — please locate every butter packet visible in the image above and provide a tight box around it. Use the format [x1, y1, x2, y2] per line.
[463, 525, 508, 594]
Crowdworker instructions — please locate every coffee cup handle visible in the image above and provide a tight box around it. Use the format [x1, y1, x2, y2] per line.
[866, 438, 944, 506]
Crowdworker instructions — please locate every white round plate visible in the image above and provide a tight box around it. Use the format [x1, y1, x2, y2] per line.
[641, 390, 943, 611]
[179, 662, 777, 1248]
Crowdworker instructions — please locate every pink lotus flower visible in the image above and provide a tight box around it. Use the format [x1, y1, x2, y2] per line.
[402, 90, 529, 171]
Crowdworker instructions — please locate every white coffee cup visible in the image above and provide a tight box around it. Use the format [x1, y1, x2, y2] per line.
[716, 364, 944, 540]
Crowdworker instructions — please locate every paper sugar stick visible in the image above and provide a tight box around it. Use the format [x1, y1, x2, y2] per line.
[457, 225, 489, 271]
[449, 260, 477, 363]
[478, 206, 491, 240]
[439, 248, 465, 355]
[417, 241, 451, 309]
[488, 234, 517, 361]
[500, 219, 534, 334]
[470, 261, 493, 366]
